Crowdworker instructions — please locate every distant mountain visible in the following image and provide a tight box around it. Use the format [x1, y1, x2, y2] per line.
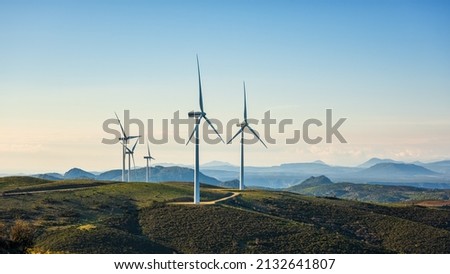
[219, 179, 239, 189]
[144, 166, 221, 186]
[358, 158, 403, 168]
[203, 161, 235, 168]
[301, 175, 333, 187]
[29, 158, 450, 191]
[286, 175, 333, 192]
[422, 160, 450, 174]
[156, 163, 192, 168]
[34, 166, 222, 186]
[64, 168, 96, 179]
[96, 169, 122, 181]
[313, 160, 327, 165]
[359, 163, 438, 178]
[34, 173, 64, 181]
[274, 162, 357, 175]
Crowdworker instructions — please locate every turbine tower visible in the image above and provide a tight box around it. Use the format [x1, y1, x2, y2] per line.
[227, 82, 267, 190]
[125, 139, 138, 182]
[143, 142, 155, 183]
[115, 112, 140, 182]
[187, 56, 224, 204]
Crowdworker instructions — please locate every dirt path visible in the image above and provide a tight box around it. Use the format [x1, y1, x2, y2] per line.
[168, 192, 240, 205]
[415, 200, 450, 207]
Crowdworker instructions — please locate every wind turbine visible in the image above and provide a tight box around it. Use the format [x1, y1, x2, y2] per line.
[115, 112, 140, 182]
[143, 142, 155, 182]
[125, 138, 139, 182]
[187, 56, 224, 204]
[227, 82, 267, 190]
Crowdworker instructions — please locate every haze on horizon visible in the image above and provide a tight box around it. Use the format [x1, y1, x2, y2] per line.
[1, 0, 450, 174]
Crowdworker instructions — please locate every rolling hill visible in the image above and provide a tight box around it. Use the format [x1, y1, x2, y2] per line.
[36, 166, 221, 186]
[1, 176, 450, 254]
[286, 176, 450, 203]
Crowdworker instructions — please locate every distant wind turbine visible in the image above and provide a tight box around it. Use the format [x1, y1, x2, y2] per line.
[227, 82, 267, 190]
[115, 112, 140, 182]
[187, 55, 224, 204]
[125, 139, 139, 182]
[143, 142, 155, 183]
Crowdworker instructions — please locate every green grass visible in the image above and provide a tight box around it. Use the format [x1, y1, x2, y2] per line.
[1, 176, 449, 254]
[139, 204, 383, 253]
[224, 191, 450, 253]
[0, 177, 53, 192]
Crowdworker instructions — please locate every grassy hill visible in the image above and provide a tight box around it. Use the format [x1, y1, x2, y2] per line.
[1, 176, 449, 254]
[286, 176, 450, 203]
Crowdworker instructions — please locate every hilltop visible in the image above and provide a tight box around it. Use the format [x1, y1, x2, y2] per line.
[1, 176, 450, 254]
[288, 175, 333, 189]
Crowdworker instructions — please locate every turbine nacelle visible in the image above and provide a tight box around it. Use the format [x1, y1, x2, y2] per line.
[119, 136, 140, 142]
[188, 111, 205, 119]
[237, 121, 247, 127]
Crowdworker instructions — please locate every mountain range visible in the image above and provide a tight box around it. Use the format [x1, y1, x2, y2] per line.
[200, 158, 450, 188]
[34, 166, 224, 187]
[29, 157, 450, 190]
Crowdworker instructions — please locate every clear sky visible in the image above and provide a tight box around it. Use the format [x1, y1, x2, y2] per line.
[1, 0, 450, 173]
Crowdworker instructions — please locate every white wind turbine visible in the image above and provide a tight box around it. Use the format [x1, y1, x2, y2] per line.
[143, 142, 155, 183]
[115, 112, 140, 182]
[187, 56, 224, 204]
[227, 82, 267, 190]
[124, 139, 138, 182]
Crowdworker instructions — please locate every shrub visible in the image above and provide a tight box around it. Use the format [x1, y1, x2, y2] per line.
[9, 220, 36, 250]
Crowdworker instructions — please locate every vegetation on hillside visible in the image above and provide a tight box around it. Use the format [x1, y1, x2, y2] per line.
[1, 176, 449, 254]
[286, 176, 450, 203]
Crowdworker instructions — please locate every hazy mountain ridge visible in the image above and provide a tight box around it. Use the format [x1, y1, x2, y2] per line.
[35, 166, 221, 186]
[201, 160, 450, 188]
[357, 163, 438, 178]
[29, 158, 450, 190]
[358, 157, 404, 168]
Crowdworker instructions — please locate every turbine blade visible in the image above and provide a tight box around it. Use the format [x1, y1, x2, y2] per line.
[151, 157, 156, 160]
[132, 154, 136, 170]
[186, 122, 200, 145]
[197, 55, 204, 112]
[227, 127, 243, 144]
[243, 82, 248, 122]
[128, 135, 140, 140]
[114, 112, 127, 138]
[147, 142, 151, 157]
[247, 125, 268, 148]
[204, 116, 224, 143]
[131, 139, 138, 152]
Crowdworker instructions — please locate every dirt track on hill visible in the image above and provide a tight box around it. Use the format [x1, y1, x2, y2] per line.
[168, 192, 240, 205]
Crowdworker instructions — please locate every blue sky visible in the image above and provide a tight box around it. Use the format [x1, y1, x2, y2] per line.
[1, 0, 450, 173]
